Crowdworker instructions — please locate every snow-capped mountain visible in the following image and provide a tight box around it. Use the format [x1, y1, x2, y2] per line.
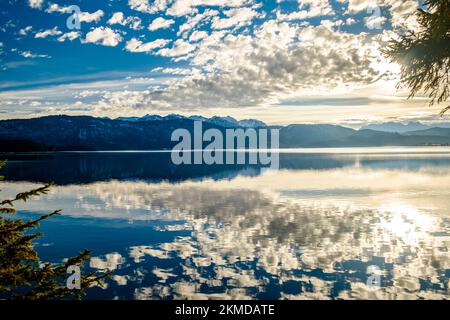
[116, 114, 267, 128]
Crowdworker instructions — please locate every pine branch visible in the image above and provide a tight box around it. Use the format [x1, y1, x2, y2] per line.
[439, 105, 450, 117]
[1, 184, 53, 207]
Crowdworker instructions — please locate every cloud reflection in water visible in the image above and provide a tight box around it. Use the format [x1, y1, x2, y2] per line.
[7, 164, 450, 299]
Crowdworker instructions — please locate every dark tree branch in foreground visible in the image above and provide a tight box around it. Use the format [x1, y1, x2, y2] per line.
[0, 160, 109, 300]
[382, 0, 450, 115]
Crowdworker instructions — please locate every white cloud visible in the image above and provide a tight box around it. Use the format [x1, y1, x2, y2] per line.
[177, 9, 219, 37]
[78, 10, 104, 23]
[339, 0, 418, 28]
[386, 0, 419, 28]
[128, 0, 172, 13]
[365, 15, 386, 29]
[277, 0, 333, 21]
[90, 253, 125, 271]
[46, 3, 71, 13]
[166, 0, 198, 16]
[128, 18, 143, 30]
[108, 12, 125, 25]
[4, 0, 426, 123]
[188, 30, 227, 64]
[156, 39, 196, 58]
[125, 38, 171, 53]
[100, 20, 383, 111]
[84, 27, 123, 47]
[148, 17, 175, 31]
[320, 19, 343, 30]
[189, 30, 208, 42]
[28, 0, 44, 9]
[19, 26, 33, 36]
[345, 17, 356, 25]
[46, 5, 104, 23]
[339, 0, 379, 13]
[152, 67, 194, 75]
[166, 0, 254, 17]
[35, 27, 62, 38]
[57, 31, 81, 42]
[211, 7, 260, 30]
[21, 51, 50, 58]
[108, 12, 142, 30]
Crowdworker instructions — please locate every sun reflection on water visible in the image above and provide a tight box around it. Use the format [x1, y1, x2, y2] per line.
[379, 203, 437, 245]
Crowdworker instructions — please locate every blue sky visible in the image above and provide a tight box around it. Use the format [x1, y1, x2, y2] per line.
[0, 0, 446, 126]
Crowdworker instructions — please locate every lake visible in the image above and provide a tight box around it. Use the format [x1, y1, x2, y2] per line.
[1, 148, 450, 300]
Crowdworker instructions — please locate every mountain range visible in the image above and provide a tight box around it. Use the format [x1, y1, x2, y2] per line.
[117, 114, 267, 128]
[0, 115, 450, 152]
[360, 121, 450, 133]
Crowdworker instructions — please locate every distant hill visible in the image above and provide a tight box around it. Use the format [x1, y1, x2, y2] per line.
[279, 124, 355, 147]
[361, 121, 450, 133]
[0, 115, 197, 151]
[0, 115, 449, 151]
[279, 126, 450, 147]
[403, 128, 450, 136]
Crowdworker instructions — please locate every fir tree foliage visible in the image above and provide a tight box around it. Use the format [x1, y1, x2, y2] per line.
[0, 160, 108, 299]
[382, 0, 450, 115]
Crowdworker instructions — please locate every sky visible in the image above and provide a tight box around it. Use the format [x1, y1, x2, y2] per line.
[0, 0, 447, 126]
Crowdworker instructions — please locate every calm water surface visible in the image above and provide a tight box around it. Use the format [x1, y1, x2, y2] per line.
[1, 148, 450, 300]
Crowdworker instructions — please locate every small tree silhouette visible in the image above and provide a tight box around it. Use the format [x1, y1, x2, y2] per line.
[0, 160, 108, 299]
